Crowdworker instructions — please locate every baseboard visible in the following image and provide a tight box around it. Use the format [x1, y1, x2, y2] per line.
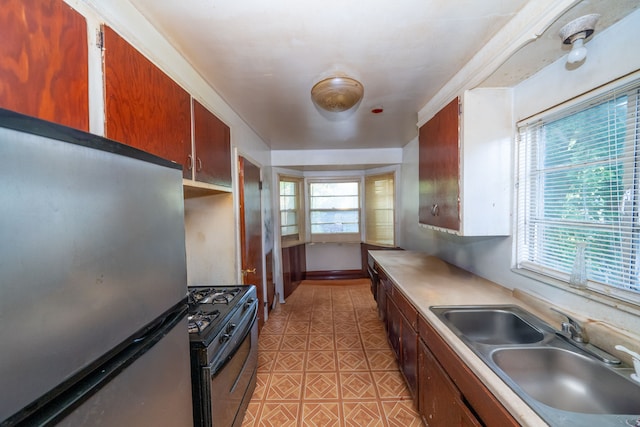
[305, 270, 367, 280]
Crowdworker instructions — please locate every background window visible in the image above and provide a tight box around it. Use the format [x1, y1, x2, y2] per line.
[516, 78, 640, 303]
[309, 180, 360, 242]
[279, 176, 303, 244]
[365, 172, 395, 246]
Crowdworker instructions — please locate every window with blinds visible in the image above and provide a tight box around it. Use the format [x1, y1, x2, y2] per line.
[279, 176, 304, 244]
[365, 172, 395, 246]
[309, 180, 360, 243]
[516, 78, 640, 303]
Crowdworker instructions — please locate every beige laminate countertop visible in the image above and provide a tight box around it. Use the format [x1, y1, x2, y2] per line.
[369, 250, 549, 427]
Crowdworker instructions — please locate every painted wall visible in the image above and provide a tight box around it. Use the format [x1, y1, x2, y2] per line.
[184, 193, 236, 285]
[305, 243, 362, 271]
[399, 9, 640, 332]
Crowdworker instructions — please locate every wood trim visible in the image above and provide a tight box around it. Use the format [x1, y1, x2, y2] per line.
[305, 270, 367, 281]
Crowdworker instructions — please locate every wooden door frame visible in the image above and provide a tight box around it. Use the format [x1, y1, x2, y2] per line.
[234, 149, 267, 322]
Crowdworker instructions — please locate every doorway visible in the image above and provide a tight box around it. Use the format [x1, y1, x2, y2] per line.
[238, 156, 265, 329]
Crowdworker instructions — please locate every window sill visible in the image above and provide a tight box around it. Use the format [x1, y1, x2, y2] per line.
[511, 267, 640, 318]
[281, 240, 306, 249]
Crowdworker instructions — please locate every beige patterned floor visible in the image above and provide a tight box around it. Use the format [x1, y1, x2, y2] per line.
[242, 279, 424, 427]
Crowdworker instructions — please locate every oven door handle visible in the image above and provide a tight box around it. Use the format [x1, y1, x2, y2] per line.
[210, 303, 258, 377]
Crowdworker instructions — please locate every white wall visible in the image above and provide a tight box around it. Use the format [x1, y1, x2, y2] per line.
[399, 9, 640, 332]
[305, 243, 362, 271]
[184, 194, 236, 285]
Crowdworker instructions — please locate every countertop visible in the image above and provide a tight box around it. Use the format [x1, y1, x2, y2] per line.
[369, 250, 549, 427]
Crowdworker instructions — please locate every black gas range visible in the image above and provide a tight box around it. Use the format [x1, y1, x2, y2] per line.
[188, 286, 253, 341]
[187, 285, 259, 427]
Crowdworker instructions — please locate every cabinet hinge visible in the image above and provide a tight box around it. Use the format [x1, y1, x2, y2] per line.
[96, 29, 104, 50]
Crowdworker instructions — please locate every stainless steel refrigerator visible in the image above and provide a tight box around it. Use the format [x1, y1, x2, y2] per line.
[0, 109, 193, 426]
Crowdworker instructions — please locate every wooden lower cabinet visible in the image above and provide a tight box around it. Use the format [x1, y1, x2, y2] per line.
[419, 339, 481, 427]
[417, 314, 519, 427]
[400, 310, 418, 398]
[382, 278, 418, 403]
[379, 273, 518, 425]
[282, 243, 306, 299]
[386, 296, 402, 360]
[377, 272, 520, 427]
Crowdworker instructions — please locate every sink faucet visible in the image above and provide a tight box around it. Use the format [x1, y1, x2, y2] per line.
[551, 308, 587, 343]
[550, 307, 621, 365]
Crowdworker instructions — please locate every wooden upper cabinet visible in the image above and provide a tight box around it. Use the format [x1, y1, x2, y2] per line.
[0, 0, 89, 130]
[192, 100, 232, 187]
[419, 89, 512, 236]
[103, 26, 191, 174]
[419, 97, 460, 231]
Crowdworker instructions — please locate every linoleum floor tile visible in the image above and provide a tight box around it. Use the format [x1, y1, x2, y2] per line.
[243, 280, 423, 426]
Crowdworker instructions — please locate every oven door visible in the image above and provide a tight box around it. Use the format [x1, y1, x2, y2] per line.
[199, 306, 258, 427]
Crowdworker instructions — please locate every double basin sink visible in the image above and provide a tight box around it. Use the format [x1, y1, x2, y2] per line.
[430, 305, 640, 426]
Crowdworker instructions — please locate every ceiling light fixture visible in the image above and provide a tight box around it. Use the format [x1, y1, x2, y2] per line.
[559, 14, 600, 64]
[311, 76, 364, 113]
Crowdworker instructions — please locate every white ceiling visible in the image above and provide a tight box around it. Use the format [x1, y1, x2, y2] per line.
[126, 0, 639, 154]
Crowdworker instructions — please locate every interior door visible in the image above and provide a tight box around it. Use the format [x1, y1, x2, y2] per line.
[238, 156, 265, 329]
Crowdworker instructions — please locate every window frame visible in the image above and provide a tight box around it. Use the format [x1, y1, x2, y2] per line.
[307, 177, 362, 244]
[364, 172, 396, 247]
[515, 75, 640, 305]
[278, 175, 305, 247]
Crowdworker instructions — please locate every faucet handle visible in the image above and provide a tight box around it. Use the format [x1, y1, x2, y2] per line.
[615, 345, 640, 383]
[550, 307, 587, 343]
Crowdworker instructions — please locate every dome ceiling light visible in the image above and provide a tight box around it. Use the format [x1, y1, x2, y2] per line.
[559, 14, 600, 64]
[310, 76, 364, 113]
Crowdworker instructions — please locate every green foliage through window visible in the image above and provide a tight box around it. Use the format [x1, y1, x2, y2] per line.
[517, 79, 640, 301]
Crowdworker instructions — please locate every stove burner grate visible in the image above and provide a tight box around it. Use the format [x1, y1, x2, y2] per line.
[190, 287, 242, 305]
[188, 310, 220, 334]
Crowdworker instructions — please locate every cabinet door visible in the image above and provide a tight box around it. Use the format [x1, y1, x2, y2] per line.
[400, 312, 418, 400]
[193, 100, 231, 186]
[103, 26, 191, 174]
[377, 279, 387, 323]
[0, 0, 88, 130]
[458, 400, 483, 427]
[386, 296, 401, 360]
[418, 97, 460, 230]
[419, 339, 462, 427]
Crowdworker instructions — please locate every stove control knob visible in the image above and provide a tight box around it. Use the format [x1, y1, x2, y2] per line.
[220, 333, 230, 343]
[227, 323, 237, 333]
[245, 298, 255, 309]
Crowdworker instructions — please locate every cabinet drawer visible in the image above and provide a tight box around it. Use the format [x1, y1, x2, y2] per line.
[418, 313, 432, 342]
[393, 288, 417, 330]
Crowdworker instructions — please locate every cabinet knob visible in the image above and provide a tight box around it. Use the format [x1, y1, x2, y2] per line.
[431, 204, 439, 216]
[241, 268, 257, 275]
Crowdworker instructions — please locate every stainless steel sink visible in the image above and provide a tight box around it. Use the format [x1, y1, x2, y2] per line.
[492, 347, 640, 414]
[440, 307, 544, 344]
[430, 305, 640, 426]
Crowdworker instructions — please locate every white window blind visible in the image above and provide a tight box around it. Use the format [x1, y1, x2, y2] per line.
[516, 78, 640, 302]
[279, 176, 304, 243]
[309, 180, 360, 243]
[365, 172, 395, 246]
